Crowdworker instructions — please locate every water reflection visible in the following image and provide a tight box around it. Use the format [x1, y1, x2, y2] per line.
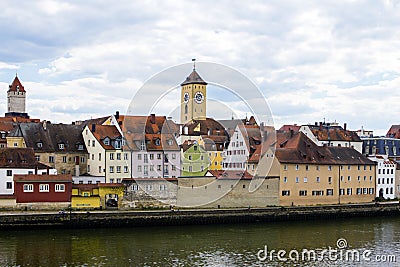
[0, 216, 398, 266]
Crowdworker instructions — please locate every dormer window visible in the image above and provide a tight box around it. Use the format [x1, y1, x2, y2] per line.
[140, 140, 146, 150]
[78, 144, 84, 151]
[115, 140, 121, 149]
[167, 139, 173, 146]
[59, 143, 65, 150]
[155, 139, 161, 146]
[104, 138, 110, 146]
[37, 142, 43, 148]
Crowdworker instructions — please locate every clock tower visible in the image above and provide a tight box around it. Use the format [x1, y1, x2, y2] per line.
[180, 61, 207, 124]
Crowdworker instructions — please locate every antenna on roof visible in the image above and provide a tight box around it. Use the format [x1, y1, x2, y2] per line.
[192, 58, 196, 70]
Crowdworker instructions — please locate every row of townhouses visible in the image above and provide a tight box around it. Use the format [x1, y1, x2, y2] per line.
[0, 70, 399, 210]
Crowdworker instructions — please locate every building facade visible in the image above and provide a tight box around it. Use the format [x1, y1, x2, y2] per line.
[369, 155, 396, 199]
[276, 132, 376, 206]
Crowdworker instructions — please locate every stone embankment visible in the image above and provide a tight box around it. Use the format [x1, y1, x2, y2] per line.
[0, 202, 399, 230]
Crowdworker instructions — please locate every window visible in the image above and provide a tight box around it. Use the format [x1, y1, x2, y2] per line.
[138, 154, 142, 160]
[109, 179, 114, 183]
[347, 188, 352, 195]
[92, 140, 95, 147]
[144, 165, 148, 176]
[117, 153, 121, 160]
[6, 170, 12, 176]
[299, 190, 307, 196]
[172, 165, 176, 171]
[149, 154, 154, 160]
[124, 153, 129, 160]
[369, 188, 374, 195]
[49, 156, 55, 163]
[59, 143, 65, 150]
[6, 182, 12, 189]
[316, 165, 320, 171]
[124, 166, 129, 173]
[137, 165, 142, 172]
[326, 189, 334, 196]
[39, 184, 49, 192]
[283, 177, 287, 183]
[63, 156, 67, 163]
[140, 141, 146, 150]
[35, 155, 40, 161]
[144, 154, 148, 163]
[157, 153, 161, 159]
[282, 190, 290, 196]
[109, 166, 114, 173]
[339, 189, 345, 195]
[37, 142, 43, 148]
[81, 156, 85, 163]
[295, 164, 299, 170]
[99, 166, 102, 173]
[348, 176, 351, 181]
[305, 165, 309, 171]
[157, 165, 162, 171]
[150, 165, 154, 171]
[160, 184, 167, 191]
[328, 165, 332, 171]
[303, 177, 308, 183]
[132, 184, 139, 191]
[312, 190, 324, 196]
[295, 177, 299, 183]
[363, 188, 368, 194]
[356, 188, 362, 195]
[116, 166, 121, 173]
[172, 153, 176, 159]
[110, 153, 114, 160]
[283, 165, 288, 171]
[23, 184, 33, 192]
[316, 177, 320, 183]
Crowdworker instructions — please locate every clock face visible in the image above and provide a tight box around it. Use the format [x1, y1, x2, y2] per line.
[183, 92, 190, 103]
[194, 91, 204, 104]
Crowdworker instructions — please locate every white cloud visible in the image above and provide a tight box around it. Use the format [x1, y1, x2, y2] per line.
[0, 0, 399, 135]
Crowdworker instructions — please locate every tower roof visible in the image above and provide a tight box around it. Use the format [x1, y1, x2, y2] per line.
[181, 69, 207, 86]
[8, 75, 26, 93]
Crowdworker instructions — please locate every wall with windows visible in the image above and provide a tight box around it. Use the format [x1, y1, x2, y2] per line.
[132, 150, 180, 178]
[34, 152, 87, 176]
[279, 163, 375, 206]
[223, 127, 249, 170]
[0, 168, 56, 195]
[105, 150, 130, 183]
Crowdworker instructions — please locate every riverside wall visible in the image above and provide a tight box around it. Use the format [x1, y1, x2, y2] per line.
[0, 203, 399, 230]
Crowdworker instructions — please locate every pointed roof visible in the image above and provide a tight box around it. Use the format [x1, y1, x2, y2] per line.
[8, 75, 26, 93]
[181, 69, 207, 86]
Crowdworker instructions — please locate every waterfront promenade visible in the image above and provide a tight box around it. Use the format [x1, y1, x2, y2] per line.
[0, 202, 399, 230]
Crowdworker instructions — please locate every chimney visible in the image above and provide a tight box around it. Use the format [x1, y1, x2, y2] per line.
[344, 123, 347, 131]
[319, 122, 322, 130]
[91, 124, 96, 132]
[43, 120, 47, 131]
[115, 111, 120, 120]
[150, 114, 156, 124]
[290, 129, 294, 138]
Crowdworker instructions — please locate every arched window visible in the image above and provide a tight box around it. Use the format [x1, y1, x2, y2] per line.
[185, 104, 188, 114]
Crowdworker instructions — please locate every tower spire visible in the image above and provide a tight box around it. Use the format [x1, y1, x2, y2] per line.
[192, 58, 196, 70]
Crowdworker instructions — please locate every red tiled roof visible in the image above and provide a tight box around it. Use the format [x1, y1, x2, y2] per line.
[387, 125, 400, 139]
[14, 174, 72, 182]
[91, 125, 121, 149]
[8, 76, 26, 93]
[209, 170, 253, 180]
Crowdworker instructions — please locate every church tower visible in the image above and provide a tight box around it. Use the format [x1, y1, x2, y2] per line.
[5, 75, 29, 118]
[180, 61, 207, 124]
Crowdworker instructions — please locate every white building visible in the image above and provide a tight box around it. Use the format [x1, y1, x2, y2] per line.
[82, 124, 130, 183]
[0, 148, 56, 195]
[300, 122, 363, 153]
[223, 125, 261, 170]
[369, 155, 396, 199]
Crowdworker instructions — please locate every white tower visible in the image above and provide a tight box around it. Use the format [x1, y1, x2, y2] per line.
[6, 75, 27, 117]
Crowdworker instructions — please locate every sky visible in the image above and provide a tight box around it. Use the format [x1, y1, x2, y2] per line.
[0, 0, 399, 135]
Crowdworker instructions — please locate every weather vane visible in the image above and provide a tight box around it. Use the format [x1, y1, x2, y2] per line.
[192, 58, 196, 70]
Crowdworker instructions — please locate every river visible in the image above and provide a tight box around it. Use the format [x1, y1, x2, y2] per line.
[0, 216, 398, 266]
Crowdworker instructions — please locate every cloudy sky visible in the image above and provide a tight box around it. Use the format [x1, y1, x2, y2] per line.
[0, 0, 399, 135]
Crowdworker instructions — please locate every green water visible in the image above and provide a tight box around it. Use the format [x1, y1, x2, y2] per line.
[0, 216, 399, 266]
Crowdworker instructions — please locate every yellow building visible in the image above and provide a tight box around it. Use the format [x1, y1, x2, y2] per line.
[98, 183, 125, 209]
[71, 184, 101, 209]
[180, 63, 207, 124]
[276, 132, 376, 206]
